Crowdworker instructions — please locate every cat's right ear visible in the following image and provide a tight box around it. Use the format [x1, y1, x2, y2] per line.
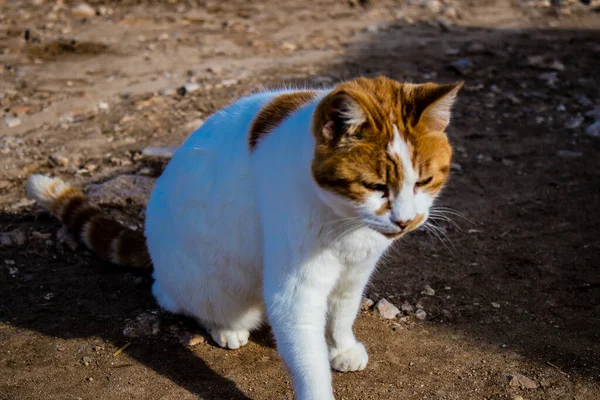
[313, 92, 366, 144]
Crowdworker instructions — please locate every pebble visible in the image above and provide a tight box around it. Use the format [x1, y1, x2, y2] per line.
[556, 150, 582, 158]
[421, 285, 435, 296]
[508, 373, 538, 390]
[122, 312, 160, 338]
[81, 357, 91, 366]
[415, 309, 427, 320]
[71, 4, 96, 18]
[585, 121, 600, 137]
[142, 146, 178, 159]
[280, 42, 297, 52]
[3, 116, 22, 128]
[86, 175, 156, 207]
[401, 301, 414, 313]
[375, 298, 401, 319]
[491, 302, 501, 308]
[564, 114, 584, 129]
[361, 297, 374, 310]
[448, 58, 473, 75]
[177, 82, 201, 96]
[0, 230, 27, 246]
[185, 118, 205, 132]
[179, 332, 206, 346]
[49, 154, 69, 167]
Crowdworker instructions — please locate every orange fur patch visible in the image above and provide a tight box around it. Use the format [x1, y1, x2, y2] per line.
[249, 91, 319, 151]
[311, 76, 460, 203]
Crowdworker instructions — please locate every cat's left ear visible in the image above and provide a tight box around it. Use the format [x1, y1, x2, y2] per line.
[411, 81, 463, 132]
[313, 91, 366, 145]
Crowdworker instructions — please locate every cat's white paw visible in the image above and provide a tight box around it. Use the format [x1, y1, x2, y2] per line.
[208, 328, 250, 350]
[329, 341, 368, 372]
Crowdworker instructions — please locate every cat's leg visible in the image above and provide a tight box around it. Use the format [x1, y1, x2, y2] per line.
[326, 263, 376, 372]
[264, 253, 343, 400]
[152, 280, 182, 314]
[203, 304, 263, 350]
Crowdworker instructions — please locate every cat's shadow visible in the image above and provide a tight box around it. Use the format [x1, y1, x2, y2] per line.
[0, 211, 258, 400]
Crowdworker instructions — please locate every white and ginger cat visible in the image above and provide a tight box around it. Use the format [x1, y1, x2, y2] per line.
[27, 76, 461, 400]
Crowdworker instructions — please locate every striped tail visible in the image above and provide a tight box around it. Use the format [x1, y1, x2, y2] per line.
[26, 174, 152, 269]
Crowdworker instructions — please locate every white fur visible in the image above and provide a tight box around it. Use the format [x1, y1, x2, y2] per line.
[144, 89, 430, 399]
[26, 174, 70, 210]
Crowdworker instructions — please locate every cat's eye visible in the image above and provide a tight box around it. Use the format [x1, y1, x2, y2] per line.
[363, 182, 389, 197]
[415, 177, 433, 187]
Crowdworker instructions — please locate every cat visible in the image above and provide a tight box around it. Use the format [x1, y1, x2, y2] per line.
[26, 76, 461, 400]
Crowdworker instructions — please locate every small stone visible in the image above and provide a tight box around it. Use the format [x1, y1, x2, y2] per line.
[81, 356, 91, 366]
[513, 396, 525, 400]
[508, 373, 538, 390]
[179, 332, 205, 346]
[564, 114, 584, 129]
[421, 285, 435, 296]
[8, 267, 18, 277]
[451, 162, 462, 171]
[122, 312, 160, 338]
[575, 94, 593, 107]
[3, 116, 22, 128]
[72, 4, 96, 18]
[360, 297, 374, 310]
[43, 293, 55, 300]
[415, 309, 427, 320]
[584, 105, 600, 120]
[491, 302, 501, 308]
[585, 121, 600, 138]
[142, 146, 178, 159]
[87, 377, 94, 382]
[423, 0, 442, 13]
[49, 154, 69, 167]
[177, 82, 201, 96]
[401, 301, 414, 313]
[220, 79, 238, 87]
[557, 150, 582, 158]
[448, 58, 473, 75]
[10, 106, 32, 116]
[280, 42, 297, 52]
[98, 102, 109, 110]
[0, 230, 27, 246]
[375, 298, 401, 319]
[86, 175, 156, 207]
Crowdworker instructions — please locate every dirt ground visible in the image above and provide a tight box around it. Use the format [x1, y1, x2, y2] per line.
[1, 0, 599, 399]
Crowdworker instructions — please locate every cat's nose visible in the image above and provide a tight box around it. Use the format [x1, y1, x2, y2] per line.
[392, 219, 412, 230]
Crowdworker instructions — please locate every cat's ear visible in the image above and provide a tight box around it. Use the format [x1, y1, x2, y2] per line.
[411, 82, 463, 132]
[314, 92, 366, 144]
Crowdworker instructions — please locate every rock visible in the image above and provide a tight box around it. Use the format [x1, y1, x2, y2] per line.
[585, 121, 600, 137]
[0, 230, 27, 246]
[49, 154, 69, 167]
[280, 42, 297, 52]
[375, 298, 401, 319]
[3, 116, 21, 128]
[179, 332, 205, 346]
[10, 106, 32, 116]
[491, 302, 501, 308]
[401, 301, 414, 313]
[142, 146, 178, 159]
[538, 72, 559, 86]
[421, 285, 435, 296]
[508, 373, 538, 390]
[57, 226, 78, 251]
[415, 309, 427, 320]
[185, 118, 205, 132]
[122, 312, 160, 338]
[448, 58, 473, 75]
[575, 94, 593, 107]
[71, 3, 96, 18]
[86, 175, 156, 207]
[585, 105, 600, 119]
[564, 114, 584, 129]
[527, 55, 565, 71]
[557, 150, 582, 158]
[81, 356, 91, 366]
[360, 297, 374, 310]
[177, 82, 201, 96]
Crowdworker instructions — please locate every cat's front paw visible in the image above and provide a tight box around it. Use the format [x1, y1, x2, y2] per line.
[329, 341, 368, 372]
[208, 328, 250, 350]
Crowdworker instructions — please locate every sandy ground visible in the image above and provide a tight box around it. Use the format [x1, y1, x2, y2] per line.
[1, 0, 600, 399]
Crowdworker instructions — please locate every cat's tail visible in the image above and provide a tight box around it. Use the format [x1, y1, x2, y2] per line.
[26, 174, 152, 269]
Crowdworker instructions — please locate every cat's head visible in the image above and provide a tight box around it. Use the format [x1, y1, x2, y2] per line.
[311, 76, 462, 239]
